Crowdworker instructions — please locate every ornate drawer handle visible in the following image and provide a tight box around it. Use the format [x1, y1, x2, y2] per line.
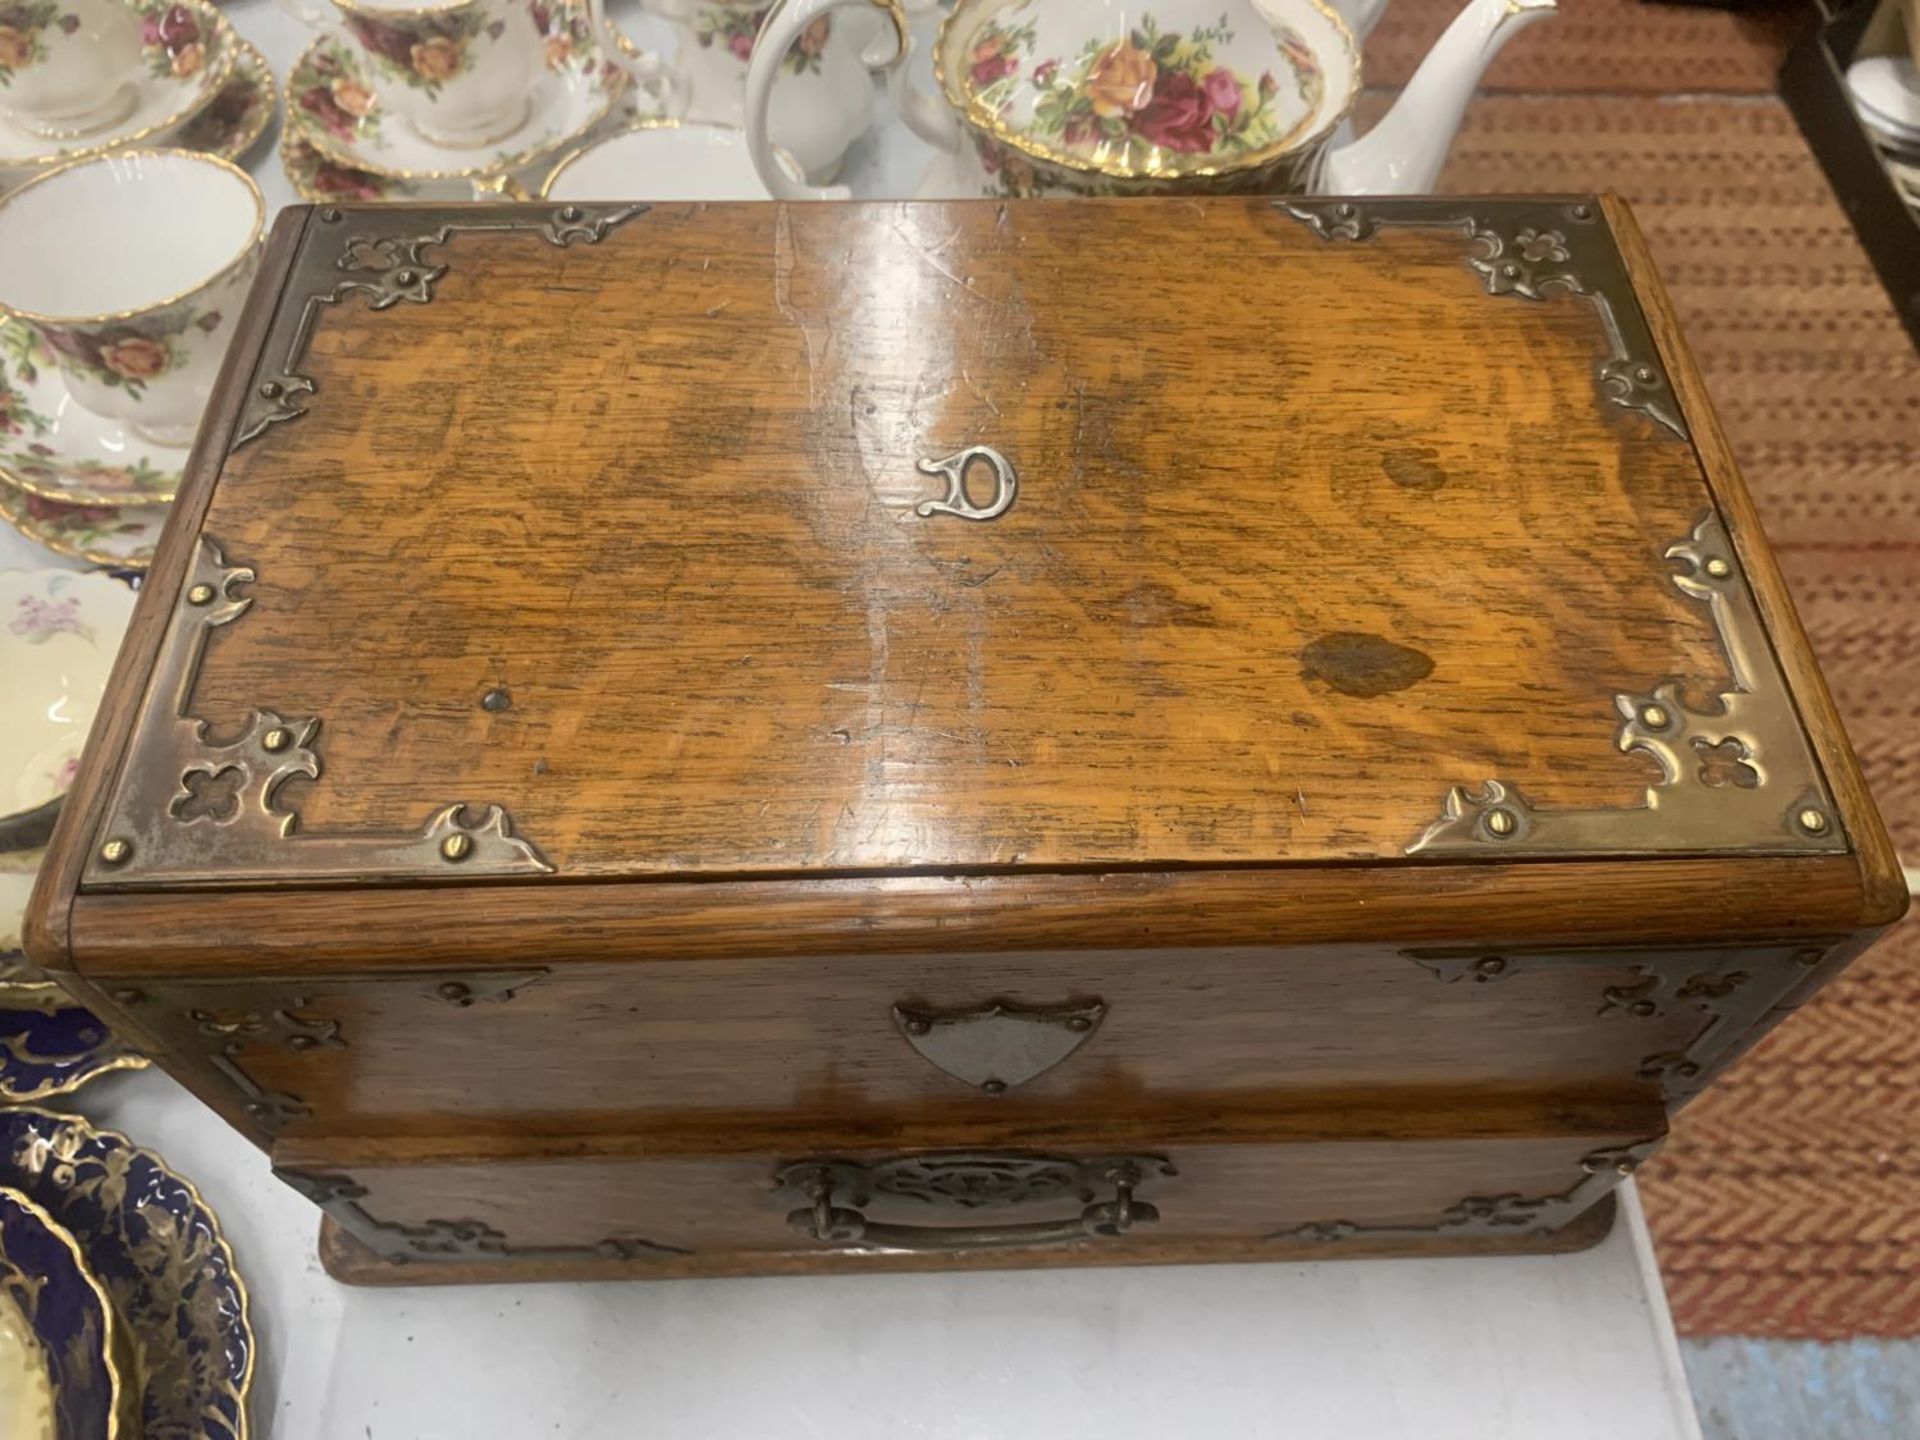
[776, 1153, 1173, 1254]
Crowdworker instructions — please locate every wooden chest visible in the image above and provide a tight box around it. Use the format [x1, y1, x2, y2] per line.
[26, 195, 1905, 1284]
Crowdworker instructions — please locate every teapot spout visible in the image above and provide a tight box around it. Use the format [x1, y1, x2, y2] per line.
[1319, 0, 1555, 196]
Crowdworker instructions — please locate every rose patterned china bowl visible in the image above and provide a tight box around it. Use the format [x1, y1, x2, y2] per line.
[2, 1109, 252, 1440]
[540, 115, 778, 197]
[0, 147, 261, 448]
[0, 568, 136, 850]
[0, 0, 236, 171]
[747, 0, 1554, 199]
[285, 2, 633, 182]
[0, 1186, 125, 1440]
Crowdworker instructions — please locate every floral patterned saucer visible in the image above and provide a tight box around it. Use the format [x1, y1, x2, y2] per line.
[288, 1, 627, 181]
[0, 483, 168, 569]
[2, 1109, 252, 1440]
[170, 36, 276, 165]
[0, 321, 186, 506]
[0, 568, 136, 848]
[0, 0, 238, 176]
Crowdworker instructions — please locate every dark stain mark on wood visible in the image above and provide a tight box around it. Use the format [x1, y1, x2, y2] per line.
[1383, 449, 1449, 493]
[1300, 633, 1435, 698]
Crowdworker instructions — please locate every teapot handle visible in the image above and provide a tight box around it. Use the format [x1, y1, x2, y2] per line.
[580, 0, 689, 118]
[744, 0, 908, 200]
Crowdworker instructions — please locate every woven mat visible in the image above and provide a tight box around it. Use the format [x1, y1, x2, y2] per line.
[1425, 92, 1920, 1337]
[1363, 0, 1805, 93]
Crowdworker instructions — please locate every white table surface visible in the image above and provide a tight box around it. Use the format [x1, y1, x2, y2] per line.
[11, 11, 1702, 1436]
[65, 1068, 1704, 1440]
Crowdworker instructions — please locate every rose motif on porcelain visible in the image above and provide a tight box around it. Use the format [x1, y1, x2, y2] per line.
[172, 41, 272, 156]
[138, 0, 209, 79]
[693, 4, 830, 76]
[297, 41, 385, 143]
[0, 322, 187, 503]
[36, 295, 226, 402]
[941, 0, 1331, 182]
[341, 5, 491, 96]
[965, 9, 1319, 171]
[0, 1, 81, 83]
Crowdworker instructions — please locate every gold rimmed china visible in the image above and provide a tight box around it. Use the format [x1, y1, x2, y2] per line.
[0, 149, 264, 450]
[284, 10, 626, 182]
[0, 1184, 128, 1440]
[0, 0, 239, 171]
[748, 0, 1554, 198]
[4, 1109, 253, 1440]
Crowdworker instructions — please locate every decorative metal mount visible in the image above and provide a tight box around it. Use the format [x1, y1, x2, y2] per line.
[274, 1169, 688, 1265]
[891, 998, 1105, 1094]
[107, 968, 547, 1139]
[775, 1151, 1175, 1254]
[84, 536, 552, 889]
[1407, 512, 1845, 858]
[1264, 1137, 1660, 1247]
[1279, 197, 1687, 439]
[233, 203, 648, 450]
[1403, 942, 1833, 1103]
[914, 446, 1018, 522]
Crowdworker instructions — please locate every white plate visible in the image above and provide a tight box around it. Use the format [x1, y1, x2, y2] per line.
[0, 569, 136, 828]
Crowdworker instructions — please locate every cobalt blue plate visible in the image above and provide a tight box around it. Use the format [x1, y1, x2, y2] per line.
[0, 998, 146, 1103]
[0, 1184, 124, 1440]
[2, 1109, 251, 1440]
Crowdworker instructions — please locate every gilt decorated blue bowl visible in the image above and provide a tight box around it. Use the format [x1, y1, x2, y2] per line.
[0, 1184, 124, 1440]
[2, 1110, 251, 1440]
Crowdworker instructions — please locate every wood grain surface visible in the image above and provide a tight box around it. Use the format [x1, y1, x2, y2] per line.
[316, 1192, 1621, 1286]
[110, 941, 1807, 1142]
[185, 199, 1731, 878]
[282, 1115, 1650, 1278]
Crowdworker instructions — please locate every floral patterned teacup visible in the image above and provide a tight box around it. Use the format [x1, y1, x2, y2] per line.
[277, 0, 564, 148]
[0, 148, 262, 448]
[0, 0, 149, 137]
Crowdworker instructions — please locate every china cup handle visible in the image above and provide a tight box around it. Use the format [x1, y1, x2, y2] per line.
[745, 0, 908, 200]
[581, 0, 689, 118]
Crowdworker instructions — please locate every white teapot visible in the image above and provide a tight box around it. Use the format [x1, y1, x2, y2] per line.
[745, 0, 1554, 199]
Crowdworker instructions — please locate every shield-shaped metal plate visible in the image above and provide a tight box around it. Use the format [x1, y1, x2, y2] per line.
[890, 999, 1107, 1094]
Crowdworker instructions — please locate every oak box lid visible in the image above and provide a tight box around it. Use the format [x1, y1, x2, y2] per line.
[48, 197, 1892, 900]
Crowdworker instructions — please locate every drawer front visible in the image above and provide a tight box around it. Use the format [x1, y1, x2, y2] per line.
[275, 1109, 1664, 1282]
[102, 940, 1827, 1146]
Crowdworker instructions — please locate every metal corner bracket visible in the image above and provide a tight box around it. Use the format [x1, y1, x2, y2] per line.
[1405, 512, 1845, 858]
[275, 1169, 688, 1265]
[1264, 1137, 1661, 1247]
[109, 968, 548, 1137]
[1279, 197, 1686, 440]
[1403, 942, 1833, 1104]
[232, 202, 648, 451]
[84, 536, 553, 888]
